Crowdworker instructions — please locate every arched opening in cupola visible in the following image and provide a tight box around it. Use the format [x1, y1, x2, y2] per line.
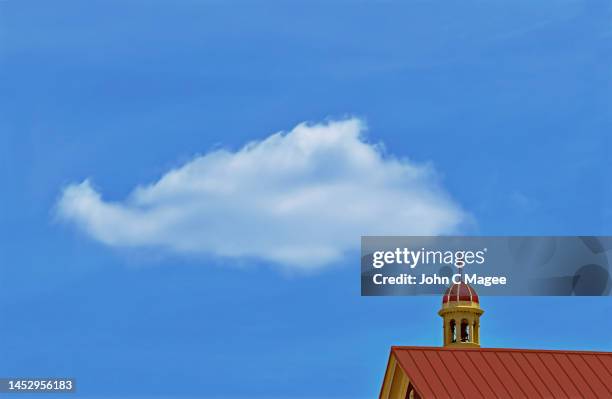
[460, 319, 470, 342]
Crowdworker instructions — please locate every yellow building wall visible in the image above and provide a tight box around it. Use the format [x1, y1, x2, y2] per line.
[379, 354, 410, 399]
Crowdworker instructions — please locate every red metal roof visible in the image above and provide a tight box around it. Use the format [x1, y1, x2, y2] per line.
[389, 346, 612, 399]
[442, 282, 479, 304]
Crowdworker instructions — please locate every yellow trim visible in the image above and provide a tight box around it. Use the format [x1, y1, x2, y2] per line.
[379, 354, 396, 399]
[388, 363, 408, 399]
[380, 354, 411, 399]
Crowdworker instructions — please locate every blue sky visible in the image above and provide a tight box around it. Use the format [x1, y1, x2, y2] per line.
[1, 1, 611, 398]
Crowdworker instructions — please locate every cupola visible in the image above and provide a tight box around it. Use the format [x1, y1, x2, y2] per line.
[438, 282, 483, 347]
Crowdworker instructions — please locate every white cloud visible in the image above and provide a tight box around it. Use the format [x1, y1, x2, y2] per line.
[57, 118, 468, 269]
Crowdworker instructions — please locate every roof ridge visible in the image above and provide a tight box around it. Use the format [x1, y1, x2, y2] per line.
[391, 346, 612, 355]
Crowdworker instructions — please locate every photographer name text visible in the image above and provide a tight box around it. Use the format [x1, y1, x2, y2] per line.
[372, 273, 507, 286]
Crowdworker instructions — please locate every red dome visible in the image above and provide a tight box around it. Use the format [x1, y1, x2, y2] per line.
[442, 282, 479, 304]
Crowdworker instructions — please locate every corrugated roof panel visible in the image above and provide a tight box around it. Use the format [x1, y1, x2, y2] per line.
[507, 352, 552, 398]
[464, 351, 510, 398]
[389, 347, 612, 399]
[480, 351, 530, 398]
[555, 353, 598, 397]
[496, 352, 541, 397]
[435, 350, 485, 398]
[520, 352, 565, 398]
[404, 350, 451, 398]
[568, 354, 610, 397]
[392, 349, 438, 398]
[417, 350, 459, 397]
[596, 354, 612, 374]
[583, 355, 612, 394]
[537, 352, 583, 397]
[451, 351, 497, 398]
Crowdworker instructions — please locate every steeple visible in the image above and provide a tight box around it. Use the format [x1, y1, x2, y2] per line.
[438, 282, 483, 347]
